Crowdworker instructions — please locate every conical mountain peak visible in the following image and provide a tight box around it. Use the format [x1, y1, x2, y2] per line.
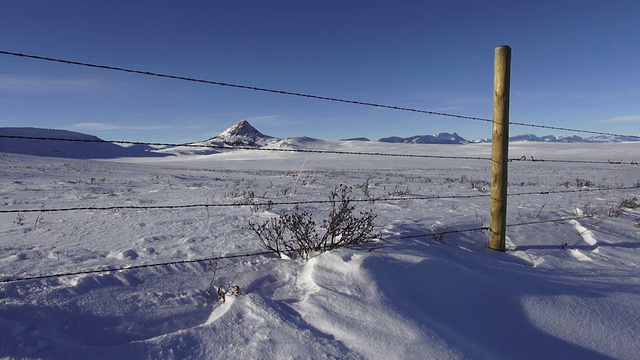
[204, 120, 273, 147]
[219, 120, 269, 139]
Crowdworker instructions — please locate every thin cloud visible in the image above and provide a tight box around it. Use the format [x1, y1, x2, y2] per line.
[597, 115, 640, 123]
[408, 92, 489, 112]
[71, 122, 175, 131]
[0, 74, 102, 93]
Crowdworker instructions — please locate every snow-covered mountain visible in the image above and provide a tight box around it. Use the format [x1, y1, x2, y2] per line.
[378, 132, 468, 144]
[209, 119, 274, 147]
[509, 134, 583, 143]
[0, 128, 169, 159]
[159, 120, 279, 155]
[340, 137, 370, 142]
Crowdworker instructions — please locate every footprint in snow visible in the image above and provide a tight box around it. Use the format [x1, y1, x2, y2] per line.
[118, 249, 139, 260]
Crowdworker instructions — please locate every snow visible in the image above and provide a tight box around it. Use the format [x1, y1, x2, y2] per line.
[1, 137, 640, 359]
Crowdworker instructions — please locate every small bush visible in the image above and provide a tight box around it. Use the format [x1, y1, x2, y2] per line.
[384, 184, 412, 196]
[557, 180, 572, 188]
[249, 185, 378, 260]
[608, 197, 640, 217]
[576, 178, 595, 188]
[14, 212, 25, 226]
[236, 188, 262, 213]
[356, 176, 374, 201]
[205, 257, 241, 303]
[469, 179, 490, 193]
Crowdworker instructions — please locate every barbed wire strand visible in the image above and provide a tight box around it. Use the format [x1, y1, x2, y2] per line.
[398, 226, 488, 240]
[0, 251, 273, 284]
[0, 214, 600, 284]
[1, 133, 639, 166]
[509, 185, 639, 196]
[0, 50, 490, 123]
[1, 185, 637, 214]
[0, 227, 493, 284]
[2, 50, 639, 140]
[508, 121, 640, 139]
[504, 216, 585, 227]
[508, 155, 640, 166]
[0, 194, 491, 214]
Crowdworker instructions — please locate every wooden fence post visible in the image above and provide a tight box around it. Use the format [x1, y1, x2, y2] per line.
[489, 45, 511, 252]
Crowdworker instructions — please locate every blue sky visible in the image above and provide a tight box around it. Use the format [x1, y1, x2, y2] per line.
[1, 1, 639, 143]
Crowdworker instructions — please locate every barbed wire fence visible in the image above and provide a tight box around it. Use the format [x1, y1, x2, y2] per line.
[1, 49, 639, 284]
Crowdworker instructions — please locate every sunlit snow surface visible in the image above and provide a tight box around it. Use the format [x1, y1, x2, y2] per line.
[1, 141, 639, 359]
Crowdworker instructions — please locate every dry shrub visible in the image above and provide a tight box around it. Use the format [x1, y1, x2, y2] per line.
[249, 185, 378, 260]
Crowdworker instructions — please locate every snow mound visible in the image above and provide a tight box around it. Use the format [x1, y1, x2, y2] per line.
[265, 136, 328, 150]
[0, 127, 169, 159]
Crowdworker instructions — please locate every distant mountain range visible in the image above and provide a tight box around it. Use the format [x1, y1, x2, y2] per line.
[377, 132, 640, 144]
[378, 132, 468, 144]
[1, 120, 638, 159]
[500, 134, 640, 143]
[348, 131, 638, 144]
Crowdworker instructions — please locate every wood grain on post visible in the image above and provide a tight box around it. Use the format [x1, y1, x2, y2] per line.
[489, 46, 511, 252]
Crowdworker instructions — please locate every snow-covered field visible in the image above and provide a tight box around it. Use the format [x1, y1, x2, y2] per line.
[1, 141, 639, 359]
